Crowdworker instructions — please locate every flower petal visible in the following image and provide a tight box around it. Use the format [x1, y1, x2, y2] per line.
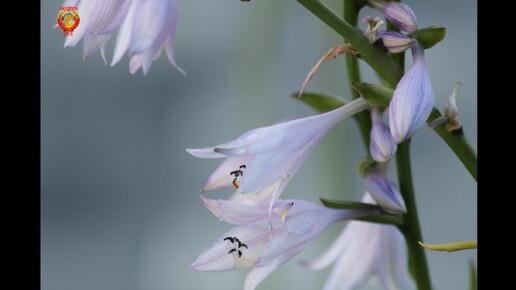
[199, 156, 252, 192]
[86, 0, 131, 35]
[243, 245, 304, 290]
[164, 0, 186, 75]
[200, 195, 293, 226]
[190, 225, 271, 271]
[370, 108, 397, 162]
[128, 0, 173, 54]
[110, 0, 138, 67]
[375, 225, 415, 290]
[82, 33, 111, 60]
[389, 42, 434, 143]
[366, 173, 407, 214]
[63, 0, 97, 48]
[321, 222, 378, 290]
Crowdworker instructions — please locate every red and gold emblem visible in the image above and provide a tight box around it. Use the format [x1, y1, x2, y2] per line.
[57, 6, 80, 36]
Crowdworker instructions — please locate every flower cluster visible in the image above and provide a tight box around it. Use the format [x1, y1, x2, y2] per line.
[187, 96, 410, 289]
[365, 0, 435, 146]
[57, 0, 185, 75]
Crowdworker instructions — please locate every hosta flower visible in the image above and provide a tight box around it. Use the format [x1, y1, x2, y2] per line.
[366, 172, 406, 214]
[303, 193, 415, 290]
[370, 108, 397, 162]
[191, 197, 380, 290]
[186, 97, 369, 198]
[367, 0, 417, 33]
[389, 41, 434, 143]
[58, 0, 184, 75]
[376, 31, 414, 54]
[362, 16, 384, 43]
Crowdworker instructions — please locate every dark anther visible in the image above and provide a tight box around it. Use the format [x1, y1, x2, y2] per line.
[228, 248, 237, 254]
[238, 250, 242, 258]
[239, 165, 246, 169]
[224, 237, 235, 243]
[230, 170, 243, 177]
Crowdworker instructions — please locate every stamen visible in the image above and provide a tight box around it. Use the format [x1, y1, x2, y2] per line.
[229, 165, 247, 189]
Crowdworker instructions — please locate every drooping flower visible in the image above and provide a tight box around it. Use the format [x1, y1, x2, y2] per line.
[362, 16, 384, 43]
[389, 41, 434, 143]
[376, 31, 414, 54]
[58, 0, 185, 75]
[367, 0, 417, 33]
[186, 97, 369, 199]
[302, 193, 415, 290]
[191, 197, 380, 290]
[366, 171, 406, 214]
[370, 108, 397, 162]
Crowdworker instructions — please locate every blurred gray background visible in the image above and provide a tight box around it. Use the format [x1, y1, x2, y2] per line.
[41, 0, 477, 290]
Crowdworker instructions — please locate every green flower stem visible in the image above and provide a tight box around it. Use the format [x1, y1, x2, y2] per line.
[296, 0, 403, 88]
[396, 140, 432, 290]
[428, 109, 477, 181]
[343, 0, 371, 151]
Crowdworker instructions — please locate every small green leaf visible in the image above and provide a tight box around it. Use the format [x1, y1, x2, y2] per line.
[350, 82, 394, 107]
[418, 240, 477, 252]
[320, 198, 379, 209]
[291, 92, 350, 113]
[469, 260, 477, 290]
[320, 198, 404, 226]
[409, 26, 446, 49]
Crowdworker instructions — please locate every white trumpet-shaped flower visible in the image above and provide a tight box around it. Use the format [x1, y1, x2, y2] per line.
[186, 98, 369, 200]
[303, 193, 415, 290]
[191, 197, 380, 290]
[58, 0, 184, 75]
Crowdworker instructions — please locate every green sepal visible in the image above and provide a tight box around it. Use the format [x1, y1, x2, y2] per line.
[350, 82, 394, 107]
[290, 92, 349, 113]
[409, 26, 446, 49]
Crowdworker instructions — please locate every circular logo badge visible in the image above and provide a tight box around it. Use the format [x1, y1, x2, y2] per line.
[57, 9, 80, 36]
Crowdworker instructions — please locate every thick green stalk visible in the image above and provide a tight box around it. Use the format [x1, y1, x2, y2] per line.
[343, 0, 371, 150]
[428, 110, 477, 181]
[297, 0, 403, 87]
[396, 140, 432, 290]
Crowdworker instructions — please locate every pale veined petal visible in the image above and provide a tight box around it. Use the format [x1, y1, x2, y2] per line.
[389, 42, 434, 143]
[243, 245, 304, 290]
[128, 0, 172, 54]
[366, 173, 407, 214]
[165, 18, 186, 75]
[82, 33, 111, 60]
[86, 0, 131, 35]
[321, 222, 378, 290]
[110, 0, 138, 67]
[63, 0, 97, 48]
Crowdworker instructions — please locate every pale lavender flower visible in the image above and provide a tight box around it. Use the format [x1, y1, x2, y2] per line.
[191, 197, 380, 290]
[370, 108, 397, 162]
[366, 172, 406, 214]
[186, 98, 369, 198]
[376, 31, 415, 54]
[59, 0, 185, 75]
[362, 16, 384, 43]
[389, 41, 434, 143]
[303, 193, 415, 290]
[368, 0, 417, 33]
